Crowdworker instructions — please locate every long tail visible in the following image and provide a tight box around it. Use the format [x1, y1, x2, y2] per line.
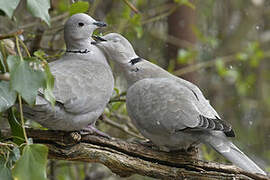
[200, 132, 266, 175]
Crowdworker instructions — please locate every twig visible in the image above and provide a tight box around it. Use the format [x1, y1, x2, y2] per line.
[89, 0, 101, 15]
[0, 142, 14, 147]
[142, 6, 178, 25]
[29, 27, 45, 55]
[15, 36, 23, 61]
[174, 55, 235, 76]
[49, 160, 56, 180]
[18, 39, 31, 57]
[0, 73, 10, 81]
[109, 99, 126, 103]
[149, 31, 194, 50]
[0, 30, 24, 40]
[15, 36, 28, 144]
[11, 13, 69, 33]
[122, 0, 140, 14]
[174, 52, 270, 76]
[110, 112, 140, 134]
[101, 115, 145, 139]
[18, 95, 28, 144]
[109, 92, 127, 103]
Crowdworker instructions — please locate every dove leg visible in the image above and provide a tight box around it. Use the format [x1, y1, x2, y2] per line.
[81, 125, 111, 139]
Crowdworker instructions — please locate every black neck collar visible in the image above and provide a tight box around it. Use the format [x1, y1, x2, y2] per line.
[129, 57, 142, 65]
[66, 49, 90, 54]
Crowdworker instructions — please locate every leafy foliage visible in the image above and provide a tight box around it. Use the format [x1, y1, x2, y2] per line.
[0, 0, 51, 26]
[174, 0, 195, 9]
[8, 108, 25, 145]
[69, 1, 89, 16]
[7, 56, 46, 105]
[0, 157, 12, 180]
[0, 0, 20, 18]
[12, 144, 48, 180]
[0, 146, 20, 180]
[26, 0, 51, 26]
[0, 82, 16, 112]
[34, 51, 55, 106]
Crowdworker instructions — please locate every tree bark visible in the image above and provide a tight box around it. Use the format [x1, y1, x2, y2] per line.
[2, 129, 268, 180]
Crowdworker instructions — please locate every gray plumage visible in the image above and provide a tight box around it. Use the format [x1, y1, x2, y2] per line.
[93, 33, 266, 175]
[23, 13, 114, 131]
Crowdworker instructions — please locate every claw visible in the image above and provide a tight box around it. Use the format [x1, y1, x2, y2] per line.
[81, 125, 111, 139]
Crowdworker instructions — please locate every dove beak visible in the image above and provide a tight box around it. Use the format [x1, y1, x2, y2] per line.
[91, 35, 107, 45]
[93, 21, 107, 27]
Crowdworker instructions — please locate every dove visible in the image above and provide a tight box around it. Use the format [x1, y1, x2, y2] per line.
[22, 13, 114, 136]
[92, 33, 266, 175]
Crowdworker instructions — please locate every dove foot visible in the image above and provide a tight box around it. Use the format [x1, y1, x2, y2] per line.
[81, 125, 111, 139]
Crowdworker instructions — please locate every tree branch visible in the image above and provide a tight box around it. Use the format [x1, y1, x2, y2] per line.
[122, 0, 140, 14]
[0, 30, 23, 40]
[0, 73, 10, 81]
[2, 129, 268, 180]
[173, 52, 270, 76]
[101, 115, 144, 139]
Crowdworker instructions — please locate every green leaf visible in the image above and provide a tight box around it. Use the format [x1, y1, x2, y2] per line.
[58, 0, 69, 13]
[114, 88, 120, 96]
[7, 56, 46, 105]
[69, 1, 89, 16]
[134, 26, 143, 38]
[26, 0, 51, 26]
[33, 51, 55, 106]
[111, 102, 125, 111]
[122, 5, 131, 19]
[215, 58, 227, 76]
[8, 108, 25, 145]
[177, 49, 194, 64]
[33, 50, 46, 60]
[130, 14, 143, 38]
[10, 147, 20, 163]
[0, 157, 12, 180]
[12, 144, 48, 180]
[43, 64, 55, 106]
[236, 52, 248, 61]
[0, 81, 17, 112]
[174, 0, 195, 9]
[0, 0, 20, 18]
[167, 59, 176, 73]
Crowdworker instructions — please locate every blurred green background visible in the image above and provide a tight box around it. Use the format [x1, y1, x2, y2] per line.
[0, 0, 269, 179]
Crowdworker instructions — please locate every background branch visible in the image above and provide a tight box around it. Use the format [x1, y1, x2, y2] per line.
[0, 73, 10, 81]
[0, 30, 23, 40]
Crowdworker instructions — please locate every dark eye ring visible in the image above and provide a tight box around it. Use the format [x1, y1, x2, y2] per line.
[78, 22, 84, 27]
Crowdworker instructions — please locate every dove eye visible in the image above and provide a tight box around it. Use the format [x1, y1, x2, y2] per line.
[78, 22, 84, 27]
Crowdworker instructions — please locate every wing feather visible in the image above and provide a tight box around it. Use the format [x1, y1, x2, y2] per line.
[127, 78, 234, 137]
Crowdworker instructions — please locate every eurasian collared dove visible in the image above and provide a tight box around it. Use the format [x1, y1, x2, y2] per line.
[92, 33, 267, 175]
[23, 13, 114, 135]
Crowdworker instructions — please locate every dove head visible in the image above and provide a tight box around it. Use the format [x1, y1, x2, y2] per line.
[93, 33, 137, 64]
[64, 13, 106, 50]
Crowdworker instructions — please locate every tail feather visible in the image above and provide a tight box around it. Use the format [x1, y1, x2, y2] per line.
[201, 132, 266, 175]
